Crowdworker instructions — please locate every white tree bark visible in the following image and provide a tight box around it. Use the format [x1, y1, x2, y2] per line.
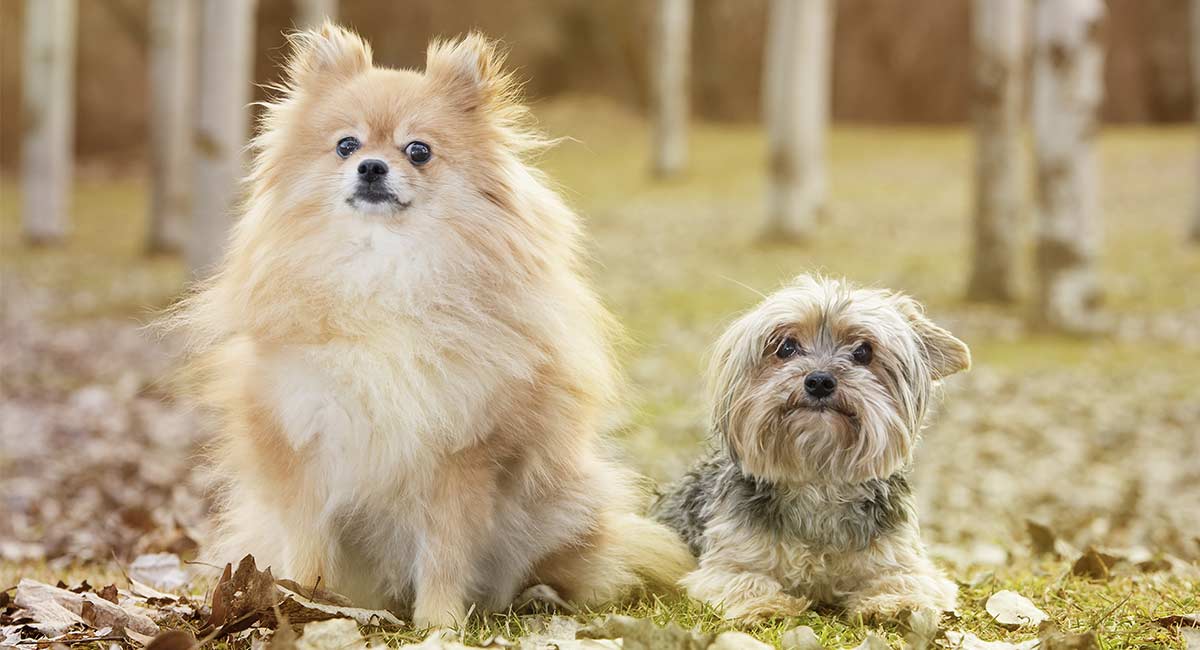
[296, 0, 337, 28]
[147, 0, 197, 254]
[763, 0, 833, 241]
[651, 0, 691, 178]
[1032, 0, 1105, 333]
[188, 0, 257, 276]
[1192, 0, 1200, 242]
[21, 0, 76, 245]
[967, 0, 1026, 302]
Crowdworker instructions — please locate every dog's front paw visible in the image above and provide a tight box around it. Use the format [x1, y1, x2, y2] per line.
[847, 573, 957, 621]
[722, 593, 812, 623]
[412, 598, 467, 630]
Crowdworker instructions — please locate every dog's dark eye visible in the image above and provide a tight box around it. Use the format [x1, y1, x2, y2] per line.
[852, 342, 873, 365]
[336, 137, 360, 159]
[405, 141, 432, 165]
[775, 337, 799, 359]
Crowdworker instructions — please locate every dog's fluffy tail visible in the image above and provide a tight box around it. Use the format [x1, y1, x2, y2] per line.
[610, 511, 696, 593]
[534, 508, 695, 606]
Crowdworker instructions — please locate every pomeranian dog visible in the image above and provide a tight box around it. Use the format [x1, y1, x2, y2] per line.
[654, 275, 969, 622]
[166, 24, 692, 627]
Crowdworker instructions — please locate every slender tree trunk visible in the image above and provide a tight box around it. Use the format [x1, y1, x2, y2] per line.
[1031, 0, 1105, 333]
[967, 0, 1027, 302]
[147, 0, 196, 255]
[1192, 0, 1200, 242]
[296, 0, 337, 28]
[651, 0, 691, 178]
[188, 0, 257, 276]
[21, 0, 76, 245]
[763, 0, 833, 242]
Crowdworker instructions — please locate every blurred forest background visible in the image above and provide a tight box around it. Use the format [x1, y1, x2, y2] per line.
[0, 0, 1196, 169]
[1, 1, 1199, 648]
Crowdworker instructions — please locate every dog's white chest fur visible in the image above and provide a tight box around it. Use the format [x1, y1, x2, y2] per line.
[261, 335, 506, 470]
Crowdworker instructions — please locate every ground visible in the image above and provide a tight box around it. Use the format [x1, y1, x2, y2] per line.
[1, 100, 1197, 648]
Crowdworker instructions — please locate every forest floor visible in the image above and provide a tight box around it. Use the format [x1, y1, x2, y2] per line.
[1, 100, 1198, 649]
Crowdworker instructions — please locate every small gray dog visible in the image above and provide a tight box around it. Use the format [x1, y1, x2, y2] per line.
[654, 275, 970, 622]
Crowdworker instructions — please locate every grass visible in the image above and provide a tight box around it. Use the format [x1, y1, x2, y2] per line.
[4, 557, 1195, 648]
[1, 99, 1198, 648]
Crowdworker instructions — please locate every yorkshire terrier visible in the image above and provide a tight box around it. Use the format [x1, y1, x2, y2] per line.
[654, 275, 970, 622]
[165, 24, 692, 628]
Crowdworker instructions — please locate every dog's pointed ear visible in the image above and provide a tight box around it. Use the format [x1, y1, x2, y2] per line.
[425, 33, 511, 109]
[898, 298, 971, 379]
[284, 22, 372, 89]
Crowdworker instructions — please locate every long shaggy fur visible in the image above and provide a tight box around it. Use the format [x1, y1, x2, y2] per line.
[163, 23, 691, 627]
[654, 275, 970, 622]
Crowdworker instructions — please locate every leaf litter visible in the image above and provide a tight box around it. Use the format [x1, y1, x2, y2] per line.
[2, 184, 1199, 647]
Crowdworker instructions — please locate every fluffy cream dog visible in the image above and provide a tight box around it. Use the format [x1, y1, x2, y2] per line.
[167, 24, 691, 627]
[654, 275, 969, 622]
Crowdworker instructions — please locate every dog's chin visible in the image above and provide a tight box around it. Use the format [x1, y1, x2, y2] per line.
[346, 191, 410, 217]
[782, 401, 858, 422]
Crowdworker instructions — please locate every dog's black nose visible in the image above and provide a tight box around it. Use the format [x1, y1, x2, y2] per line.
[357, 158, 388, 183]
[804, 371, 837, 398]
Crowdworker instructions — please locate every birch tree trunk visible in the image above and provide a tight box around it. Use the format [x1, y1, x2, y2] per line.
[147, 0, 196, 254]
[188, 0, 257, 276]
[21, 0, 76, 245]
[763, 0, 833, 242]
[651, 0, 691, 178]
[296, 0, 337, 28]
[967, 0, 1027, 302]
[1031, 0, 1105, 333]
[1192, 0, 1200, 242]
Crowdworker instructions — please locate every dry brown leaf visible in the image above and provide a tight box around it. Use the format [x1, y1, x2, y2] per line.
[1070, 547, 1120, 580]
[207, 555, 281, 633]
[275, 591, 404, 628]
[14, 578, 159, 637]
[145, 629, 199, 650]
[268, 606, 299, 650]
[984, 591, 1048, 629]
[1025, 520, 1057, 556]
[1155, 613, 1200, 627]
[98, 584, 119, 604]
[275, 579, 354, 608]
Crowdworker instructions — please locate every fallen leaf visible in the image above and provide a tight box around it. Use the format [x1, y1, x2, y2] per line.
[98, 585, 119, 604]
[130, 553, 190, 592]
[780, 625, 825, 650]
[295, 618, 366, 650]
[145, 629, 199, 650]
[1070, 547, 1119, 580]
[942, 631, 1039, 649]
[984, 591, 1048, 629]
[709, 630, 773, 650]
[1025, 520, 1057, 557]
[207, 555, 281, 633]
[1037, 625, 1099, 650]
[843, 634, 889, 650]
[1155, 613, 1200, 627]
[276, 589, 403, 628]
[14, 579, 159, 637]
[268, 606, 298, 650]
[275, 579, 354, 608]
[578, 614, 710, 649]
